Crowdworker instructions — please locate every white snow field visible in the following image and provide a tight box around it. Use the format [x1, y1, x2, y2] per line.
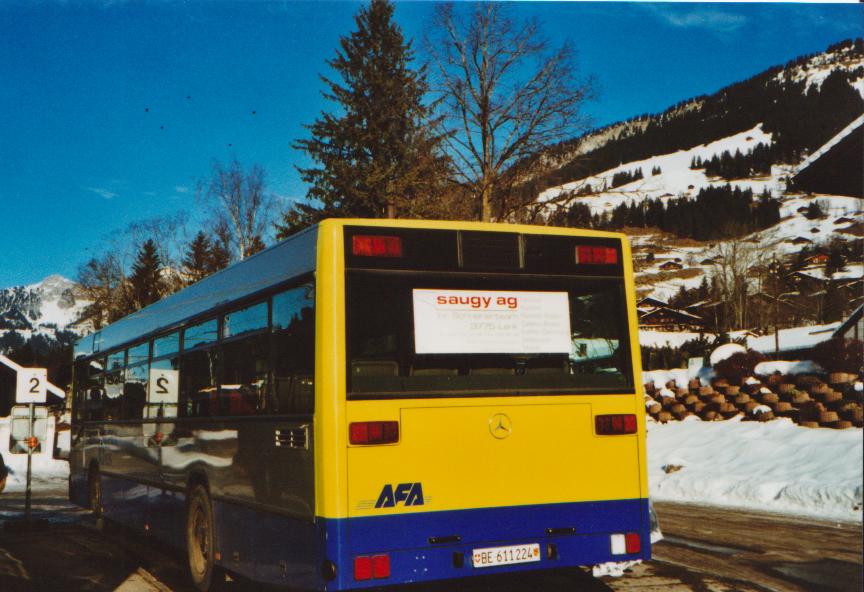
[647, 416, 863, 523]
[537, 124, 777, 212]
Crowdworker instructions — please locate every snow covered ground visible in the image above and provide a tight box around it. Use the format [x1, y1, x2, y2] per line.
[647, 416, 863, 523]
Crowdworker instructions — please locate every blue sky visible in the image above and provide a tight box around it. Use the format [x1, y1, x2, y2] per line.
[0, 1, 860, 287]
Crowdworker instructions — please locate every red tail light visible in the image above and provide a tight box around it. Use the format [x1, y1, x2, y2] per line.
[625, 532, 641, 554]
[352, 235, 403, 257]
[354, 555, 390, 580]
[354, 556, 372, 581]
[595, 414, 637, 435]
[349, 421, 399, 445]
[372, 554, 390, 578]
[575, 245, 618, 265]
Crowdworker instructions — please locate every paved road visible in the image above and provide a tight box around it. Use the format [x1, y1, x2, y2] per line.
[0, 492, 860, 591]
[643, 502, 863, 592]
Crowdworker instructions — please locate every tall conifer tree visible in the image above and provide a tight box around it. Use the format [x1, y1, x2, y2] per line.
[181, 231, 230, 285]
[128, 239, 163, 310]
[277, 0, 447, 237]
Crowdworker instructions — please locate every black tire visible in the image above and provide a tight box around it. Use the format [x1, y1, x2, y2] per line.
[186, 484, 222, 591]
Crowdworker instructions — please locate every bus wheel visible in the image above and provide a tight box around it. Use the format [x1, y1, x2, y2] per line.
[88, 465, 103, 528]
[186, 484, 222, 591]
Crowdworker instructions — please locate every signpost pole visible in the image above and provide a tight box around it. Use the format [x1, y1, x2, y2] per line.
[25, 402, 33, 522]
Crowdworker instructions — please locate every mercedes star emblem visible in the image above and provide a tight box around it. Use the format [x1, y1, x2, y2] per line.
[489, 413, 512, 439]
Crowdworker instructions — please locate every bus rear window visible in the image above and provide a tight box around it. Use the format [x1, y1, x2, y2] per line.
[346, 271, 633, 397]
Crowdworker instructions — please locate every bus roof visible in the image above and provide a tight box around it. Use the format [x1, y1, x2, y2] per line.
[75, 225, 318, 359]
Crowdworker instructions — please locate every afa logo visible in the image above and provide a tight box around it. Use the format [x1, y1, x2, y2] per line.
[375, 482, 425, 508]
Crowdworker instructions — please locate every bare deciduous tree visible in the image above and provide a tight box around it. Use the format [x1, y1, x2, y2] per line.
[426, 3, 595, 222]
[198, 158, 271, 261]
[77, 252, 130, 329]
[710, 241, 766, 331]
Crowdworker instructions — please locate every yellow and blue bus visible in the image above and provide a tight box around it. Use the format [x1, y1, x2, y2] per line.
[68, 219, 650, 590]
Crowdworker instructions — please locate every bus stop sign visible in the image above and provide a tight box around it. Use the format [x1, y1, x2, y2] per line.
[16, 368, 47, 404]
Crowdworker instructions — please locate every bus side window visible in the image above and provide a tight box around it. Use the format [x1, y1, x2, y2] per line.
[122, 363, 148, 420]
[272, 285, 315, 414]
[180, 348, 221, 418]
[103, 370, 124, 420]
[76, 358, 104, 422]
[221, 335, 270, 416]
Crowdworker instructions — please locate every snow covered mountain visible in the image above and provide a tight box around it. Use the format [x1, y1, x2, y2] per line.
[533, 39, 864, 302]
[537, 39, 864, 189]
[0, 275, 89, 352]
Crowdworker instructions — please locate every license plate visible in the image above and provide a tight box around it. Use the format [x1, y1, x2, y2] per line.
[472, 543, 541, 568]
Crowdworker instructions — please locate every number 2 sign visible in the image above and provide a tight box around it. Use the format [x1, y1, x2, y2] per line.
[148, 369, 179, 405]
[16, 368, 47, 404]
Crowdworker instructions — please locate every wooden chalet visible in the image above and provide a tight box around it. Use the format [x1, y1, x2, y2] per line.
[639, 306, 703, 331]
[793, 114, 863, 198]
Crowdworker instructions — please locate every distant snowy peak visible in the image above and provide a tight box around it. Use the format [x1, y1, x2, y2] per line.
[0, 275, 87, 334]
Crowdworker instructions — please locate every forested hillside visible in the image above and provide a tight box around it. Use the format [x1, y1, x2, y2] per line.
[523, 38, 863, 200]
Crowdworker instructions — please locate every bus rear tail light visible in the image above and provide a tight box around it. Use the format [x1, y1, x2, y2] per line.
[625, 533, 641, 554]
[352, 235, 403, 257]
[349, 421, 399, 445]
[354, 556, 372, 581]
[575, 245, 618, 265]
[353, 555, 390, 580]
[372, 554, 390, 578]
[595, 414, 637, 435]
[610, 533, 640, 555]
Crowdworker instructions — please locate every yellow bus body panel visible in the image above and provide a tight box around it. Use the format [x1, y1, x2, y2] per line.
[313, 219, 647, 521]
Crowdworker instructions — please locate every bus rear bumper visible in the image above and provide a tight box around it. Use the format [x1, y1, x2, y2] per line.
[322, 497, 651, 590]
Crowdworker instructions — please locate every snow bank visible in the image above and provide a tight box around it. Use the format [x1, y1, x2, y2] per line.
[643, 366, 713, 390]
[643, 368, 689, 389]
[709, 343, 746, 366]
[648, 417, 863, 522]
[0, 416, 69, 493]
[754, 360, 823, 376]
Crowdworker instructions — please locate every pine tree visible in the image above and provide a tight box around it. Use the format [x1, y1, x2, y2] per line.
[804, 201, 825, 220]
[278, 0, 447, 236]
[128, 239, 163, 311]
[182, 231, 231, 285]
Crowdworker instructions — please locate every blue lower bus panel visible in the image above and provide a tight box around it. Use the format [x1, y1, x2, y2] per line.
[318, 498, 651, 590]
[69, 471, 648, 590]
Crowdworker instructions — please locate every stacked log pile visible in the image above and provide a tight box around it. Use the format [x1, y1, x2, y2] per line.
[644, 373, 863, 428]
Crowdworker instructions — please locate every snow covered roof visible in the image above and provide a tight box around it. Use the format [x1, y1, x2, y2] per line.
[795, 113, 864, 176]
[637, 296, 667, 308]
[0, 354, 65, 398]
[684, 299, 712, 310]
[793, 263, 864, 282]
[833, 303, 863, 340]
[639, 306, 703, 323]
[748, 322, 840, 354]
